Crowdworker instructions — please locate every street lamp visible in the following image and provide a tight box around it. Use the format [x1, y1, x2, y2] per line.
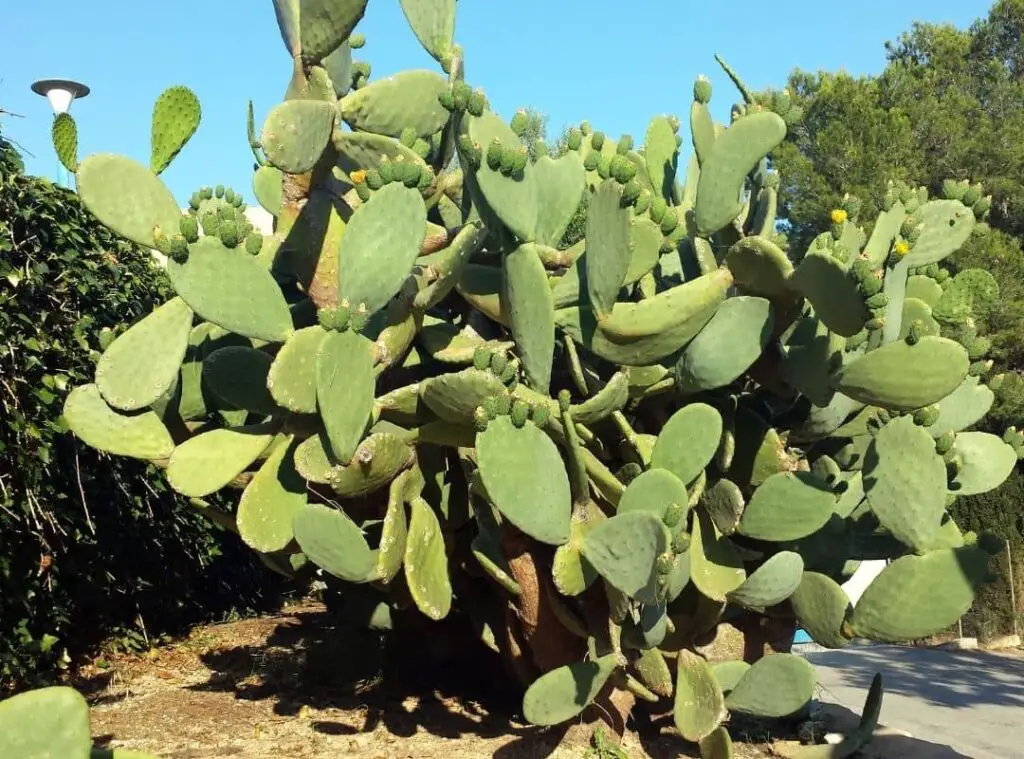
[31, 79, 90, 186]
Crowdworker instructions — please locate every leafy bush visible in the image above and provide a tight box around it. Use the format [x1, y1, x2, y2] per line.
[0, 132, 280, 691]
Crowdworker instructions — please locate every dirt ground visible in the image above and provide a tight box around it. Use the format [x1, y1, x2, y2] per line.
[76, 600, 781, 759]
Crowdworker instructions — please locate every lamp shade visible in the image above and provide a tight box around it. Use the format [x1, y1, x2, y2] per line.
[30, 80, 90, 115]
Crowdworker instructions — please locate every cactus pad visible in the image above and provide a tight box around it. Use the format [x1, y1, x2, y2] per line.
[253, 165, 284, 216]
[581, 511, 671, 603]
[932, 269, 999, 324]
[341, 71, 451, 138]
[725, 236, 794, 298]
[690, 508, 746, 601]
[521, 654, 619, 726]
[316, 329, 375, 464]
[63, 384, 175, 461]
[725, 654, 816, 717]
[738, 472, 835, 542]
[167, 424, 276, 498]
[292, 502, 375, 582]
[476, 416, 571, 545]
[203, 346, 277, 416]
[650, 403, 723, 485]
[949, 431, 1018, 496]
[95, 297, 192, 412]
[863, 415, 948, 551]
[849, 546, 992, 641]
[404, 496, 452, 620]
[420, 368, 507, 424]
[260, 99, 335, 174]
[51, 113, 78, 173]
[0, 686, 91, 759]
[727, 551, 803, 609]
[272, 0, 368, 64]
[338, 181, 427, 316]
[675, 296, 773, 392]
[585, 180, 633, 317]
[150, 85, 201, 175]
[76, 154, 183, 249]
[502, 243, 555, 390]
[327, 432, 412, 497]
[699, 727, 735, 759]
[617, 468, 689, 527]
[789, 571, 852, 648]
[399, 0, 456, 65]
[830, 336, 969, 411]
[673, 649, 727, 742]
[904, 199, 975, 266]
[237, 437, 306, 553]
[790, 253, 870, 338]
[268, 327, 326, 414]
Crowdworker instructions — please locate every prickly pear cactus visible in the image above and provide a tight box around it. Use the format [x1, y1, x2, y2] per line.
[54, 1, 1015, 753]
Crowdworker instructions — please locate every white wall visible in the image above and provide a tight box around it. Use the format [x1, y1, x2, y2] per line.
[841, 559, 888, 606]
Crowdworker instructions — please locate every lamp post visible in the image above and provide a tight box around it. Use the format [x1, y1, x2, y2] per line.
[30, 79, 90, 187]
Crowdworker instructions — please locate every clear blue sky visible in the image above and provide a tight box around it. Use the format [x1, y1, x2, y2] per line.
[1, 0, 989, 204]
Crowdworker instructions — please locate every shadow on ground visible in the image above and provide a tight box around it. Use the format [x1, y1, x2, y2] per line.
[806, 643, 1024, 710]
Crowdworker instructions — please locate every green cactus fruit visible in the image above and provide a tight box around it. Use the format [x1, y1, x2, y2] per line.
[467, 89, 486, 117]
[510, 109, 529, 136]
[962, 182, 983, 206]
[316, 329, 375, 465]
[581, 511, 672, 604]
[168, 236, 294, 342]
[737, 471, 835, 542]
[690, 508, 745, 601]
[830, 335, 969, 411]
[789, 571, 852, 649]
[863, 415, 950, 552]
[404, 496, 453, 620]
[693, 75, 713, 104]
[340, 70, 450, 138]
[597, 154, 612, 180]
[725, 654, 816, 718]
[0, 686, 92, 759]
[167, 423, 276, 498]
[973, 195, 992, 217]
[674, 296, 773, 393]
[476, 415, 571, 545]
[935, 430, 956, 455]
[179, 214, 200, 242]
[218, 219, 240, 248]
[566, 128, 583, 151]
[949, 431, 1018, 496]
[583, 151, 600, 171]
[649, 197, 668, 224]
[94, 296, 192, 412]
[260, 99, 335, 174]
[591, 131, 606, 151]
[650, 403, 723, 485]
[634, 188, 652, 214]
[292, 502, 375, 582]
[244, 232, 263, 256]
[62, 384, 174, 461]
[673, 649, 726, 742]
[51, 112, 79, 173]
[610, 155, 637, 184]
[617, 135, 634, 154]
[399, 125, 418, 148]
[849, 546, 991, 641]
[522, 654, 620, 726]
[694, 111, 787, 236]
[437, 89, 456, 111]
[76, 154, 183, 249]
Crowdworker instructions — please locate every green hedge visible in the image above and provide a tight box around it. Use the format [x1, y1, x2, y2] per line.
[0, 133, 283, 691]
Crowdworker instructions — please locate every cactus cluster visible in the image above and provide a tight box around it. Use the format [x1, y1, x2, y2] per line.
[42, 0, 1016, 755]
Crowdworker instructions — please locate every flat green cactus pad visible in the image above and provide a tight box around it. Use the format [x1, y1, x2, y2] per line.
[292, 502, 375, 582]
[253, 165, 284, 216]
[626, 217, 665, 284]
[581, 511, 671, 604]
[203, 346, 277, 416]
[76, 154, 182, 249]
[268, 326, 326, 414]
[272, 0, 368, 64]
[645, 115, 678, 200]
[237, 437, 306, 553]
[673, 649, 727, 742]
[727, 551, 803, 609]
[788, 675, 884, 759]
[0, 686, 91, 759]
[618, 468, 689, 526]
[167, 424, 277, 498]
[830, 336, 969, 411]
[399, 0, 456, 64]
[419, 368, 507, 424]
[725, 654, 816, 718]
[675, 296, 773, 392]
[702, 478, 745, 535]
[94, 297, 192, 412]
[569, 371, 629, 425]
[52, 112, 78, 173]
[404, 496, 452, 620]
[635, 647, 674, 698]
[711, 661, 750, 694]
[725, 236, 794, 298]
[316, 330, 376, 464]
[374, 470, 413, 584]
[950, 431, 1018, 496]
[782, 314, 842, 407]
[167, 237, 295, 343]
[341, 70, 450, 138]
[906, 274, 943, 307]
[738, 471, 835, 542]
[502, 243, 555, 391]
[862, 201, 905, 268]
[327, 432, 412, 497]
[522, 654, 619, 726]
[334, 131, 428, 183]
[699, 727, 734, 759]
[63, 384, 174, 461]
[863, 415, 947, 552]
[694, 111, 787, 235]
[789, 571, 852, 648]
[338, 182, 427, 316]
[476, 416, 571, 545]
[849, 546, 991, 641]
[261, 99, 335, 174]
[150, 85, 201, 175]
[904, 199, 976, 266]
[650, 402, 723, 485]
[898, 297, 941, 339]
[932, 269, 999, 324]
[585, 180, 633, 318]
[690, 508, 746, 601]
[790, 253, 869, 338]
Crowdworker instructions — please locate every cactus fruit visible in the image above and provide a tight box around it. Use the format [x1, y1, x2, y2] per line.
[52, 4, 1016, 755]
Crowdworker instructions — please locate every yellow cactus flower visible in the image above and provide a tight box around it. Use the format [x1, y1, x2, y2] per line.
[893, 240, 911, 257]
[830, 208, 848, 224]
[350, 169, 367, 184]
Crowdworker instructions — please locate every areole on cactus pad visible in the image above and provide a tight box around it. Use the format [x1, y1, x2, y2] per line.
[24, 0, 1016, 755]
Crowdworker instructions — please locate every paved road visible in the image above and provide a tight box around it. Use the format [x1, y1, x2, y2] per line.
[798, 643, 1024, 758]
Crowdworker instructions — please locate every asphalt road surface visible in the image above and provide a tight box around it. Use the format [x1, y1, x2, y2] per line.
[800, 642, 1024, 758]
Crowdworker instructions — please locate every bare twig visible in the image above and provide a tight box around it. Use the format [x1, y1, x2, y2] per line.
[73, 442, 96, 534]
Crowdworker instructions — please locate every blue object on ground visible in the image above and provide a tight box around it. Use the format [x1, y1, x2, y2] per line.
[793, 628, 812, 644]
